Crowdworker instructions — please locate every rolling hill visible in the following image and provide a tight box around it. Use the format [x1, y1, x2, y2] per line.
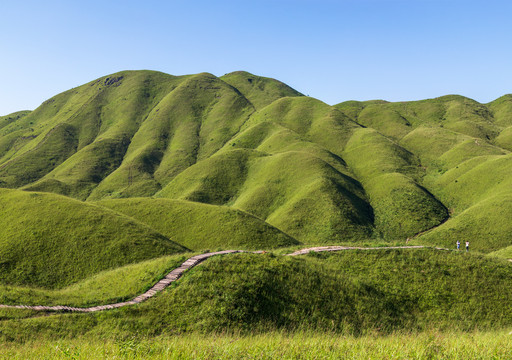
[2, 248, 512, 340]
[2, 70, 512, 345]
[0, 69, 512, 293]
[335, 96, 512, 251]
[0, 188, 186, 288]
[95, 197, 298, 250]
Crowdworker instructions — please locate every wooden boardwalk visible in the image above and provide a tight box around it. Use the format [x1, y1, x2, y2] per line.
[0, 245, 448, 313]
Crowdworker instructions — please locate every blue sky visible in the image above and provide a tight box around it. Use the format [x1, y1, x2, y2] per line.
[1, 0, 511, 115]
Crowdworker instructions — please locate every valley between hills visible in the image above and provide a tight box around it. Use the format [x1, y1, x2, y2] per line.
[1, 70, 512, 351]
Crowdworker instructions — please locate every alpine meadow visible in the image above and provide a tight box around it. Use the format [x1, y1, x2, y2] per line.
[1, 70, 512, 358]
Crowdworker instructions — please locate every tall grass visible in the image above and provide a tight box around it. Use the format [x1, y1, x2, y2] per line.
[1, 330, 511, 359]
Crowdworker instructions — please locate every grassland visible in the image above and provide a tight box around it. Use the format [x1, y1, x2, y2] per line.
[1, 249, 511, 340]
[0, 254, 190, 307]
[2, 70, 512, 355]
[0, 188, 185, 288]
[2, 330, 512, 359]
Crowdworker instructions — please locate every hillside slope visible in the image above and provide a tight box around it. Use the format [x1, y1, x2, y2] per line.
[0, 188, 185, 288]
[96, 197, 298, 250]
[2, 249, 512, 338]
[336, 95, 512, 250]
[0, 71, 303, 201]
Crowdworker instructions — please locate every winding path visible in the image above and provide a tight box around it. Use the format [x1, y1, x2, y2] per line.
[0, 246, 446, 313]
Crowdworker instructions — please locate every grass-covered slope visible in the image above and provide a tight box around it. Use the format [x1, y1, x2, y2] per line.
[236, 97, 448, 240]
[0, 71, 182, 195]
[0, 189, 185, 288]
[495, 126, 512, 150]
[2, 249, 512, 340]
[244, 96, 359, 154]
[428, 153, 512, 212]
[488, 94, 512, 127]
[336, 95, 500, 142]
[95, 197, 298, 250]
[0, 254, 189, 307]
[0, 111, 33, 163]
[412, 153, 512, 253]
[335, 95, 512, 247]
[342, 128, 447, 239]
[157, 147, 374, 244]
[87, 72, 256, 200]
[415, 194, 512, 253]
[0, 70, 300, 200]
[4, 71, 512, 347]
[0, 111, 31, 131]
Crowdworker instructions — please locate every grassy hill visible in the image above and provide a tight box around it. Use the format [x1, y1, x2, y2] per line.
[220, 71, 303, 109]
[0, 71, 303, 201]
[0, 188, 185, 288]
[1, 70, 512, 251]
[2, 248, 512, 341]
[335, 95, 512, 248]
[95, 197, 298, 250]
[2, 71, 512, 331]
[156, 147, 374, 243]
[0, 253, 189, 307]
[2, 69, 512, 349]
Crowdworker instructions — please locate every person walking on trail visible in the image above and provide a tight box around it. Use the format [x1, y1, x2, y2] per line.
[466, 241, 469, 252]
[456, 240, 460, 250]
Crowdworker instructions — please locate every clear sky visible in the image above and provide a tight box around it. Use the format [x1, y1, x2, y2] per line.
[1, 0, 511, 115]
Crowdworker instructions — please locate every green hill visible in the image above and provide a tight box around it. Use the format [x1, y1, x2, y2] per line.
[0, 253, 189, 307]
[415, 194, 512, 252]
[95, 197, 298, 250]
[1, 70, 512, 253]
[220, 71, 303, 109]
[0, 71, 303, 202]
[2, 71, 512, 345]
[0, 188, 185, 288]
[156, 147, 374, 243]
[133, 249, 512, 334]
[335, 95, 512, 248]
[2, 249, 512, 340]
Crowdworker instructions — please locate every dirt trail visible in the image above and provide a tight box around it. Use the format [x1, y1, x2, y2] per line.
[0, 245, 448, 313]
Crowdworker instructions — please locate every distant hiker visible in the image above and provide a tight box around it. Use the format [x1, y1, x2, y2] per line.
[456, 240, 460, 250]
[466, 241, 469, 252]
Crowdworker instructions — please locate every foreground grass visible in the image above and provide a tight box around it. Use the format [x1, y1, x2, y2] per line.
[1, 330, 512, 359]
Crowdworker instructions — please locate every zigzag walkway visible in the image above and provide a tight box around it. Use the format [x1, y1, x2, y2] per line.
[0, 245, 443, 313]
